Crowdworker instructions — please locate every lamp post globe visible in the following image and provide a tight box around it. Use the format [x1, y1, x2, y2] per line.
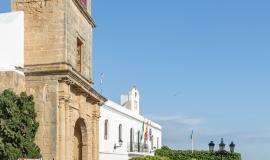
[208, 141, 215, 152]
[229, 141, 235, 153]
[219, 138, 225, 152]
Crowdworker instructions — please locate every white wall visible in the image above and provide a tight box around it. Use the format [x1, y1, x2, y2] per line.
[0, 11, 24, 71]
[99, 100, 162, 160]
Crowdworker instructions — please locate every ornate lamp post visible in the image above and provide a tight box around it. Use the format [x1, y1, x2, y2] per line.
[219, 138, 226, 160]
[219, 138, 225, 152]
[229, 142, 235, 153]
[208, 139, 236, 160]
[208, 141, 215, 153]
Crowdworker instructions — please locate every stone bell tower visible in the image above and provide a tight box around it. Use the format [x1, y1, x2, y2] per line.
[12, 0, 106, 160]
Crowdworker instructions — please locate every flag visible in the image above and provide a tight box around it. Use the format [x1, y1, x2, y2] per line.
[144, 125, 148, 141]
[140, 121, 145, 141]
[190, 130, 194, 140]
[190, 130, 194, 153]
[149, 128, 152, 141]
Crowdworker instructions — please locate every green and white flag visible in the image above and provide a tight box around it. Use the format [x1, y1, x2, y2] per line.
[190, 130, 194, 140]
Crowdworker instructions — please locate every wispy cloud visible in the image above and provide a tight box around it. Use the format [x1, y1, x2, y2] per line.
[145, 115, 206, 149]
[235, 130, 270, 144]
[148, 115, 205, 127]
[146, 114, 270, 160]
[240, 130, 270, 139]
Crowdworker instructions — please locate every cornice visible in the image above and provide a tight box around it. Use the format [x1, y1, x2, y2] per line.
[24, 62, 93, 84]
[72, 0, 96, 28]
[24, 69, 107, 105]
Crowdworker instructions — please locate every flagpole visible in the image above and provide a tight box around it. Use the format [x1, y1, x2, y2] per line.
[191, 130, 194, 153]
[100, 73, 104, 94]
[192, 135, 194, 153]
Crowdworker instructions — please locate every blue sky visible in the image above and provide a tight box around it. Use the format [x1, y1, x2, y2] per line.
[1, 0, 270, 159]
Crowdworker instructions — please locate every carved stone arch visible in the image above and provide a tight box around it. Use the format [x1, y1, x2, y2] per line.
[73, 118, 88, 160]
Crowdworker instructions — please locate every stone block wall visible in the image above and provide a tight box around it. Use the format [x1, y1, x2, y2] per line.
[12, 0, 94, 82]
[25, 75, 59, 159]
[0, 71, 25, 94]
[66, 0, 93, 81]
[12, 0, 66, 68]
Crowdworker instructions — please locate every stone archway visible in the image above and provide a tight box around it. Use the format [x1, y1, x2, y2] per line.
[73, 118, 88, 160]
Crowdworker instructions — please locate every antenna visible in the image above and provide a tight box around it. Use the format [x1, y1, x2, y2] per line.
[100, 73, 105, 94]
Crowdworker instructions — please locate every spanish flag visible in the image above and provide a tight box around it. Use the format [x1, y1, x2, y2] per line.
[144, 125, 148, 141]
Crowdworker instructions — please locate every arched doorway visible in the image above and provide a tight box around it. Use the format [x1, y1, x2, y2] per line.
[73, 118, 88, 160]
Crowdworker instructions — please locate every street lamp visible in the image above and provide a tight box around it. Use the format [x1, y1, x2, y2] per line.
[208, 139, 236, 160]
[229, 142, 235, 153]
[208, 141, 215, 153]
[218, 138, 226, 160]
[219, 138, 225, 152]
[114, 139, 123, 150]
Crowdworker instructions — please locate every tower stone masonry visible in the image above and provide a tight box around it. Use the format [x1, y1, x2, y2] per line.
[10, 0, 106, 160]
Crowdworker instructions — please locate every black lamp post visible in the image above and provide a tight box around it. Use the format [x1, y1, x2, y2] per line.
[219, 138, 226, 160]
[219, 138, 225, 152]
[208, 139, 236, 160]
[208, 141, 215, 153]
[229, 141, 235, 153]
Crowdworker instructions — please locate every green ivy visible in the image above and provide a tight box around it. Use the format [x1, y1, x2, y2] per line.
[130, 156, 169, 160]
[155, 146, 241, 160]
[0, 90, 41, 160]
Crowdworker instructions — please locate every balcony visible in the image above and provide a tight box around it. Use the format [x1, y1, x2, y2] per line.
[127, 142, 149, 153]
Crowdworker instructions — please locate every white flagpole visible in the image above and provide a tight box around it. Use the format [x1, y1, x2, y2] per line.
[192, 135, 194, 153]
[191, 130, 194, 153]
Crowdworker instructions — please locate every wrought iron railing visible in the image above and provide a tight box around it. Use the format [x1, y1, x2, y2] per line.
[127, 142, 149, 153]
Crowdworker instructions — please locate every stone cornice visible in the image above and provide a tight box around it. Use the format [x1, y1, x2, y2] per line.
[72, 0, 96, 28]
[25, 62, 93, 84]
[24, 68, 107, 105]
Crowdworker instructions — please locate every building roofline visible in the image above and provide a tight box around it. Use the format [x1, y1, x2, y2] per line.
[104, 100, 162, 130]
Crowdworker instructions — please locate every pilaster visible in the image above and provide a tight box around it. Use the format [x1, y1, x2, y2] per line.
[92, 104, 100, 160]
[58, 81, 70, 160]
[65, 98, 72, 160]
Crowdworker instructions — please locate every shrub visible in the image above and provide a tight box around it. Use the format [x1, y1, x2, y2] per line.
[155, 146, 241, 160]
[130, 155, 169, 160]
[0, 90, 41, 160]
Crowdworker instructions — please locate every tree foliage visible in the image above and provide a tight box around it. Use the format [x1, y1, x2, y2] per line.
[0, 90, 41, 160]
[155, 146, 241, 160]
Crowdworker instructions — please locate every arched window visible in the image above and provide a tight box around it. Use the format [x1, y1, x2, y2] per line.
[104, 119, 109, 140]
[137, 131, 141, 152]
[130, 128, 134, 152]
[151, 135, 154, 149]
[157, 137, 159, 149]
[118, 124, 122, 142]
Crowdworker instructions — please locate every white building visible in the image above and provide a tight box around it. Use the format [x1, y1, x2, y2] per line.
[99, 87, 162, 160]
[0, 11, 24, 72]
